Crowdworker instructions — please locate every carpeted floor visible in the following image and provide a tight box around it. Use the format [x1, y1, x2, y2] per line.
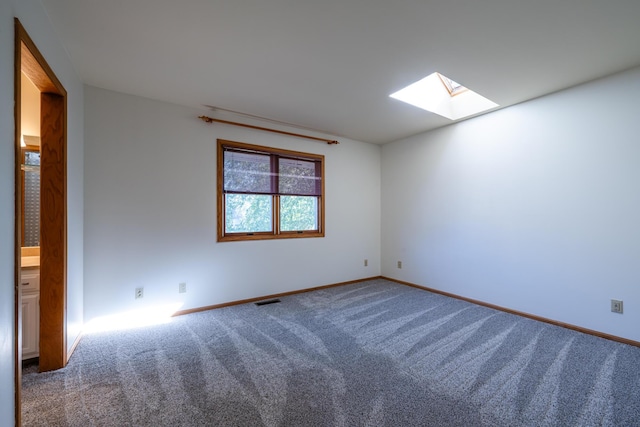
[22, 278, 640, 426]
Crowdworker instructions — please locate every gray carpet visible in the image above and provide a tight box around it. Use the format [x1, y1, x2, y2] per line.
[22, 279, 640, 426]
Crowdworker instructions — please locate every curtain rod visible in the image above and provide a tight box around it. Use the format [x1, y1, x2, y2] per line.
[198, 115, 340, 145]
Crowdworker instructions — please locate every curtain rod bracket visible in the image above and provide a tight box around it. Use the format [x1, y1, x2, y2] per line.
[198, 115, 339, 145]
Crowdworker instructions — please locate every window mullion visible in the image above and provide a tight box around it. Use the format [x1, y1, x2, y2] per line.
[271, 154, 279, 234]
[274, 195, 280, 235]
[316, 196, 321, 232]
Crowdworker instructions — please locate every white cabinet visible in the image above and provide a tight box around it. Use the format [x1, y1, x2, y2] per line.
[21, 269, 40, 360]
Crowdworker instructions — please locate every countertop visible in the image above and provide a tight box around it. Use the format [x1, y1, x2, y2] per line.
[21, 256, 40, 269]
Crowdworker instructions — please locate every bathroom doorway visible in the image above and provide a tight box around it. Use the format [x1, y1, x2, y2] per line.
[14, 18, 68, 426]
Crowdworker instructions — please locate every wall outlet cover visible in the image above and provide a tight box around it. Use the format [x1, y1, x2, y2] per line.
[611, 299, 623, 314]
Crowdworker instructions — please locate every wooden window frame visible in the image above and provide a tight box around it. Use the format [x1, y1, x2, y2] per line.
[217, 139, 325, 242]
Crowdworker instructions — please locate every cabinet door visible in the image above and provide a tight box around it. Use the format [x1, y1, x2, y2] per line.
[21, 270, 40, 293]
[22, 293, 40, 359]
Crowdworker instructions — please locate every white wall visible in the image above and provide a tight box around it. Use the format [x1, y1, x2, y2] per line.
[84, 86, 381, 323]
[0, 5, 15, 423]
[21, 72, 40, 137]
[0, 1, 84, 424]
[382, 66, 640, 342]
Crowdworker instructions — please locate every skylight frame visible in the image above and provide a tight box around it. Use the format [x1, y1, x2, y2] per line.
[437, 72, 468, 97]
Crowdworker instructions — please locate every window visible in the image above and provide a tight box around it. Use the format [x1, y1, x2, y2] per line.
[217, 139, 324, 241]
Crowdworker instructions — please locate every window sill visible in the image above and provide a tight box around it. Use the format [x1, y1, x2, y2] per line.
[217, 231, 324, 242]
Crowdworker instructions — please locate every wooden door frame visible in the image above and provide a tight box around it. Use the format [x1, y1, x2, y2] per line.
[14, 18, 68, 425]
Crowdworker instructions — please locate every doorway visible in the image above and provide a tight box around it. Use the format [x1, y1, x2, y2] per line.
[14, 18, 68, 425]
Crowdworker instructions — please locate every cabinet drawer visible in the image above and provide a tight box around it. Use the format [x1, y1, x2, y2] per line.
[21, 271, 40, 293]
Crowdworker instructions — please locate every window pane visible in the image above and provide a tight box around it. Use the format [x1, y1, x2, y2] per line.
[224, 150, 272, 193]
[225, 194, 272, 233]
[280, 196, 318, 231]
[279, 158, 320, 195]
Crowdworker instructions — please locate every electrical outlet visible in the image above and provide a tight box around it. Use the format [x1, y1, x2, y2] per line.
[179, 282, 187, 293]
[611, 299, 623, 314]
[397, 261, 402, 269]
[364, 259, 368, 267]
[135, 287, 144, 299]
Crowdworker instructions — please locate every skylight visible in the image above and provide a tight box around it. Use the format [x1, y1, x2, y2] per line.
[389, 72, 498, 120]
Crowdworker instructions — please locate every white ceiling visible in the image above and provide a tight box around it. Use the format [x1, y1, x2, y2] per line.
[41, 0, 640, 144]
